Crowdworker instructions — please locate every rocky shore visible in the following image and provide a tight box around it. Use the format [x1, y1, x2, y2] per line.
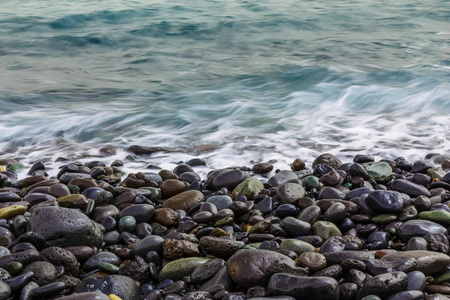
[2, 147, 450, 300]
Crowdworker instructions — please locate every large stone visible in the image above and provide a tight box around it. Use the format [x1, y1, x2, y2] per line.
[226, 249, 297, 288]
[419, 210, 450, 226]
[232, 177, 264, 200]
[212, 169, 247, 191]
[28, 206, 103, 248]
[268, 273, 339, 300]
[74, 274, 140, 300]
[397, 220, 448, 241]
[366, 190, 404, 214]
[268, 170, 298, 187]
[162, 190, 204, 211]
[390, 179, 431, 197]
[382, 250, 450, 275]
[276, 183, 306, 205]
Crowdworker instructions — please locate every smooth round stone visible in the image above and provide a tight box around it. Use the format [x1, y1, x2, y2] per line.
[48, 183, 70, 198]
[161, 179, 186, 198]
[135, 223, 152, 238]
[21, 261, 57, 286]
[312, 221, 342, 241]
[193, 211, 214, 223]
[364, 162, 393, 183]
[226, 249, 298, 289]
[279, 239, 315, 255]
[59, 172, 92, 184]
[232, 177, 264, 200]
[268, 273, 340, 300]
[253, 162, 274, 174]
[419, 210, 450, 226]
[280, 216, 311, 237]
[322, 250, 378, 265]
[319, 236, 345, 254]
[385, 290, 424, 300]
[275, 204, 300, 219]
[317, 187, 345, 200]
[5, 271, 34, 292]
[212, 169, 246, 191]
[119, 215, 137, 233]
[173, 164, 195, 176]
[18, 281, 39, 300]
[179, 172, 201, 184]
[397, 220, 448, 241]
[276, 183, 306, 205]
[390, 179, 431, 197]
[356, 271, 408, 300]
[132, 235, 164, 257]
[297, 252, 327, 273]
[24, 193, 57, 206]
[119, 204, 155, 224]
[206, 195, 233, 211]
[406, 237, 428, 251]
[412, 160, 433, 174]
[28, 206, 103, 248]
[297, 205, 321, 225]
[0, 280, 11, 300]
[82, 187, 113, 206]
[382, 250, 450, 275]
[367, 231, 392, 249]
[92, 204, 120, 223]
[305, 176, 320, 190]
[83, 252, 121, 271]
[0, 205, 26, 220]
[323, 202, 346, 223]
[57, 194, 88, 208]
[4, 262, 20, 276]
[267, 170, 298, 187]
[366, 190, 404, 214]
[407, 271, 426, 291]
[101, 216, 117, 232]
[413, 196, 431, 212]
[398, 205, 418, 222]
[162, 190, 205, 211]
[312, 264, 343, 278]
[361, 296, 381, 300]
[159, 257, 210, 282]
[74, 275, 140, 300]
[30, 281, 68, 299]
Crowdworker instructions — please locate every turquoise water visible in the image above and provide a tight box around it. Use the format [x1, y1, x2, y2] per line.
[0, 0, 449, 170]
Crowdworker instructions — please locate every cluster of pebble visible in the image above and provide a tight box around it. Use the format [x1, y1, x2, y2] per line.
[2, 147, 450, 300]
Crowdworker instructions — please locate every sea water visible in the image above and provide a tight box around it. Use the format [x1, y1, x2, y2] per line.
[0, 0, 449, 175]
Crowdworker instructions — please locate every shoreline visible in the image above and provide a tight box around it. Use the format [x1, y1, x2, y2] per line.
[1, 150, 450, 299]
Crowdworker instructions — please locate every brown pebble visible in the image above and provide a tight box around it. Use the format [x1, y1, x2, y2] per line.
[374, 250, 390, 259]
[154, 208, 180, 227]
[291, 158, 306, 171]
[426, 285, 450, 295]
[296, 252, 327, 273]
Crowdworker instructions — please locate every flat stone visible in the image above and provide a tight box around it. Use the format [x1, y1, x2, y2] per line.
[364, 162, 393, 183]
[382, 250, 450, 275]
[268, 170, 298, 187]
[159, 257, 210, 282]
[397, 220, 448, 241]
[366, 190, 404, 214]
[419, 210, 450, 226]
[268, 273, 340, 300]
[28, 206, 103, 248]
[199, 236, 244, 258]
[390, 179, 431, 197]
[365, 257, 417, 275]
[279, 239, 316, 255]
[162, 190, 205, 211]
[280, 216, 311, 237]
[206, 195, 233, 210]
[276, 183, 306, 205]
[356, 271, 408, 300]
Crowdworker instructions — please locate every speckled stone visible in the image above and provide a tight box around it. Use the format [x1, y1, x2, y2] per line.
[162, 190, 205, 211]
[312, 221, 342, 240]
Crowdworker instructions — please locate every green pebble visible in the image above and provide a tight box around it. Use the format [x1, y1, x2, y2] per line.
[280, 239, 315, 255]
[112, 166, 126, 175]
[311, 221, 342, 240]
[305, 176, 320, 190]
[419, 210, 450, 225]
[98, 262, 119, 274]
[67, 185, 80, 194]
[214, 216, 234, 228]
[342, 182, 353, 189]
[0, 180, 11, 188]
[371, 214, 397, 224]
[159, 257, 210, 282]
[232, 177, 264, 200]
[138, 187, 161, 201]
[12, 215, 27, 237]
[364, 162, 393, 183]
[244, 243, 262, 249]
[6, 163, 25, 172]
[5, 262, 22, 275]
[119, 216, 137, 233]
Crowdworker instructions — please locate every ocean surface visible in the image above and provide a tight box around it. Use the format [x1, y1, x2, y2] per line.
[0, 0, 449, 175]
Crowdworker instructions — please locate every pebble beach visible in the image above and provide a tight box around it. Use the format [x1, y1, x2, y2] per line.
[2, 148, 450, 300]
